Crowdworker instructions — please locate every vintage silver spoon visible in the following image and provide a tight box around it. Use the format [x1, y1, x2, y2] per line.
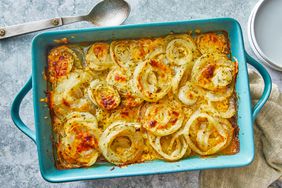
[0, 0, 130, 39]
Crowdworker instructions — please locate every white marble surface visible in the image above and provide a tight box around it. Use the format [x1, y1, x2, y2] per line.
[0, 0, 281, 187]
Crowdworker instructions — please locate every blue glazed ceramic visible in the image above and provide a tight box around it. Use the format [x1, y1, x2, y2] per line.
[11, 18, 272, 183]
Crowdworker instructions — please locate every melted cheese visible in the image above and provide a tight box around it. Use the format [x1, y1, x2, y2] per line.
[195, 32, 230, 55]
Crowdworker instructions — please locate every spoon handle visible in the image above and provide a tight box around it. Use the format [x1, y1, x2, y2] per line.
[0, 17, 63, 39]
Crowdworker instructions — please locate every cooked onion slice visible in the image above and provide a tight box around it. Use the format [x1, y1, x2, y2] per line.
[147, 131, 190, 161]
[106, 68, 143, 107]
[191, 54, 236, 91]
[165, 34, 197, 93]
[178, 82, 204, 106]
[57, 112, 101, 168]
[201, 97, 236, 119]
[106, 68, 129, 95]
[182, 111, 234, 155]
[142, 101, 184, 136]
[195, 32, 230, 55]
[165, 35, 197, 66]
[88, 80, 121, 110]
[110, 40, 131, 69]
[48, 46, 79, 83]
[146, 48, 166, 62]
[205, 82, 234, 101]
[132, 59, 172, 102]
[110, 40, 146, 71]
[171, 65, 187, 94]
[85, 43, 113, 71]
[50, 70, 94, 117]
[99, 121, 144, 165]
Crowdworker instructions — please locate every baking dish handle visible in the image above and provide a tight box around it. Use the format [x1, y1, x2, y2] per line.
[11, 77, 36, 143]
[245, 52, 272, 120]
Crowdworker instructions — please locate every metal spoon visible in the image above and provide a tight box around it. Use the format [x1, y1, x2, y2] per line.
[0, 0, 130, 40]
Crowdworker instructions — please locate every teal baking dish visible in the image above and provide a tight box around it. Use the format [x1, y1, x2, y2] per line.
[11, 18, 272, 183]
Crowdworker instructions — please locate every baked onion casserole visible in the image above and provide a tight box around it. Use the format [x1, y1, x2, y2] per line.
[47, 31, 239, 169]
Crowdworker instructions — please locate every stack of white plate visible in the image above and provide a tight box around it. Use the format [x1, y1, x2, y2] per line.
[248, 0, 282, 71]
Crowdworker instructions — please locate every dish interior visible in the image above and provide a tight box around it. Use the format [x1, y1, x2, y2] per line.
[32, 18, 253, 182]
[47, 31, 239, 169]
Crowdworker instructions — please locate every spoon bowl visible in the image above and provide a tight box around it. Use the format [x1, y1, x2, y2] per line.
[86, 0, 130, 26]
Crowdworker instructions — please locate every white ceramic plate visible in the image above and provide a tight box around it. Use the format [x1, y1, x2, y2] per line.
[248, 0, 282, 71]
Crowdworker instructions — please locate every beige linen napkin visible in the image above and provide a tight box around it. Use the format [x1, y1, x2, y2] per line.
[200, 69, 282, 188]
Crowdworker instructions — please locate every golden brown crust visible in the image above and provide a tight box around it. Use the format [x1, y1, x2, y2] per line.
[195, 32, 230, 55]
[47, 46, 79, 83]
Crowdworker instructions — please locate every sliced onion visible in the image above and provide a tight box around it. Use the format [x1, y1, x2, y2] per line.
[88, 80, 121, 110]
[165, 34, 197, 66]
[182, 111, 234, 155]
[142, 100, 184, 136]
[85, 43, 113, 71]
[57, 112, 101, 168]
[165, 34, 198, 93]
[201, 97, 236, 119]
[132, 59, 172, 102]
[51, 70, 94, 117]
[48, 46, 79, 83]
[205, 82, 234, 101]
[110, 40, 146, 72]
[147, 131, 190, 161]
[146, 48, 166, 63]
[106, 68, 143, 107]
[191, 54, 236, 91]
[178, 82, 204, 106]
[99, 121, 144, 165]
[171, 65, 188, 94]
[211, 66, 233, 87]
[106, 68, 129, 95]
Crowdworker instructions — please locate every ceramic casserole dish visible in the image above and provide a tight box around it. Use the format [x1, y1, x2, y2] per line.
[11, 18, 272, 182]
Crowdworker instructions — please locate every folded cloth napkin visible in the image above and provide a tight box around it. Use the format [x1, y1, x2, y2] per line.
[200, 69, 282, 188]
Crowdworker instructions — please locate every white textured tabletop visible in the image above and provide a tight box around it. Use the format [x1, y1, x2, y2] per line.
[0, 0, 281, 188]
